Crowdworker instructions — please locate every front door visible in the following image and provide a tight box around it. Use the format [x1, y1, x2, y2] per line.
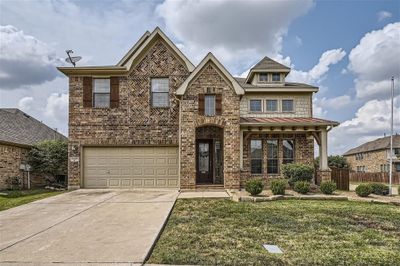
[196, 140, 213, 184]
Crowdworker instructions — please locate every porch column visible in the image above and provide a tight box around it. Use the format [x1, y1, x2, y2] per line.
[240, 128, 244, 170]
[320, 129, 328, 170]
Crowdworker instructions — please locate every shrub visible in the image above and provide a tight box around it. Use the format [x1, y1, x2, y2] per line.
[245, 179, 264, 196]
[355, 183, 373, 197]
[270, 179, 287, 195]
[293, 181, 311, 194]
[370, 183, 389, 196]
[320, 181, 337, 195]
[281, 163, 314, 187]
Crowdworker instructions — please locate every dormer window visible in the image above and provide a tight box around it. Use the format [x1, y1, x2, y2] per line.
[272, 73, 281, 82]
[259, 73, 268, 82]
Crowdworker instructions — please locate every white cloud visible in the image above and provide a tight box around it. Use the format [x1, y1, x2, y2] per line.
[348, 22, 400, 100]
[156, 0, 314, 72]
[377, 11, 392, 21]
[287, 48, 346, 84]
[45, 93, 68, 125]
[329, 96, 400, 155]
[0, 25, 62, 89]
[318, 95, 352, 110]
[18, 96, 35, 112]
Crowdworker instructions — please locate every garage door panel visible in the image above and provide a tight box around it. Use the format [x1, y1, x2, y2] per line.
[83, 147, 178, 188]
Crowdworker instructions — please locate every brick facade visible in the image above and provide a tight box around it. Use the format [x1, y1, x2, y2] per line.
[68, 39, 189, 188]
[0, 143, 28, 189]
[345, 149, 397, 173]
[179, 62, 241, 189]
[241, 133, 314, 186]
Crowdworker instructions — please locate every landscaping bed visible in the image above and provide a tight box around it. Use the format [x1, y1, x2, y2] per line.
[148, 199, 400, 265]
[0, 189, 65, 211]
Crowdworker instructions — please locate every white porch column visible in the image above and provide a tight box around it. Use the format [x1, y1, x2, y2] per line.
[240, 128, 244, 170]
[320, 129, 329, 170]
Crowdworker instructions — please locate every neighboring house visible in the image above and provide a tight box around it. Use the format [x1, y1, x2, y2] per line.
[0, 109, 68, 189]
[58, 27, 338, 190]
[343, 135, 400, 173]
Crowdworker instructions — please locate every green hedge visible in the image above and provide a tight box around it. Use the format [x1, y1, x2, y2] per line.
[245, 179, 264, 196]
[281, 163, 314, 187]
[270, 179, 287, 195]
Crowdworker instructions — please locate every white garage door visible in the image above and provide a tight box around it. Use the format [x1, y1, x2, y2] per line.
[83, 146, 179, 188]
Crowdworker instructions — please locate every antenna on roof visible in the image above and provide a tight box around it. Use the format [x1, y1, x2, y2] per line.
[65, 50, 82, 67]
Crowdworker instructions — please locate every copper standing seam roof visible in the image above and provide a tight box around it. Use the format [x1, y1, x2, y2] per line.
[240, 117, 339, 126]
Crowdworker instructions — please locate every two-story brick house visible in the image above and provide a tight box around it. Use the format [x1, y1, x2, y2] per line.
[58, 27, 338, 190]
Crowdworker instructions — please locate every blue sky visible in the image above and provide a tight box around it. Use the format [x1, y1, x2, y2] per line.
[0, 0, 399, 155]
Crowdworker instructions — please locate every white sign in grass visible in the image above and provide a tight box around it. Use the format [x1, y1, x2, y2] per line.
[263, 244, 283, 254]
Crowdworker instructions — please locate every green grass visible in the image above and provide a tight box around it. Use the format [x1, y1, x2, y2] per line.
[148, 199, 400, 266]
[0, 189, 64, 211]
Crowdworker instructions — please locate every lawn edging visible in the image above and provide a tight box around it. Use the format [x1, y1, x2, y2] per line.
[227, 190, 400, 205]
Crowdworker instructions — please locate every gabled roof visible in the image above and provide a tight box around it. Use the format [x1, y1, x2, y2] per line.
[58, 27, 195, 76]
[343, 135, 400, 156]
[117, 27, 195, 72]
[176, 53, 245, 96]
[0, 109, 67, 147]
[252, 56, 291, 71]
[245, 56, 291, 84]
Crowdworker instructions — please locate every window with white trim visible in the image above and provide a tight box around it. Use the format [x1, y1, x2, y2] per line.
[272, 73, 281, 82]
[204, 95, 216, 116]
[249, 99, 262, 112]
[93, 79, 110, 108]
[151, 78, 169, 107]
[259, 73, 268, 82]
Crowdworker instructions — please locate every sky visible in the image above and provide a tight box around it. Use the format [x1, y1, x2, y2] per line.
[0, 0, 399, 155]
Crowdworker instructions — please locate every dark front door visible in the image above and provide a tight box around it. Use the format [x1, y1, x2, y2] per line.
[196, 140, 213, 184]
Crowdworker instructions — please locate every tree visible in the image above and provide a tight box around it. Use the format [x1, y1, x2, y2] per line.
[27, 140, 68, 178]
[314, 155, 349, 169]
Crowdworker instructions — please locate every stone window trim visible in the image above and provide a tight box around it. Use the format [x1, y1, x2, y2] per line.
[248, 98, 263, 113]
[281, 99, 295, 113]
[151, 77, 170, 108]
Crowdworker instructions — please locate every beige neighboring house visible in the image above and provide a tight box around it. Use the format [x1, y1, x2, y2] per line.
[58, 27, 339, 190]
[343, 135, 400, 173]
[0, 109, 68, 189]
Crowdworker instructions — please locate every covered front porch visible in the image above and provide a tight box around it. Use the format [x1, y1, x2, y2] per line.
[239, 117, 339, 185]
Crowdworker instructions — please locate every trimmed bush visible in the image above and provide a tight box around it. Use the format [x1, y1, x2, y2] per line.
[293, 181, 311, 194]
[281, 163, 314, 187]
[355, 183, 373, 197]
[320, 181, 337, 195]
[370, 183, 389, 196]
[270, 179, 287, 195]
[245, 179, 264, 196]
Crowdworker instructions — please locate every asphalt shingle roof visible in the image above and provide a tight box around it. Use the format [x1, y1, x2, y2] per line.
[252, 56, 290, 71]
[240, 117, 339, 126]
[0, 108, 67, 146]
[343, 135, 400, 156]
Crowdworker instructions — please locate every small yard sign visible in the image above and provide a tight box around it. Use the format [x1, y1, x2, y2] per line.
[263, 244, 283, 254]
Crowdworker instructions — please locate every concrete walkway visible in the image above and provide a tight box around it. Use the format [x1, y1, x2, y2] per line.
[0, 189, 178, 265]
[178, 191, 229, 199]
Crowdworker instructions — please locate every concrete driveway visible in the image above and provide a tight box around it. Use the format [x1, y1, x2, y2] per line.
[0, 189, 179, 265]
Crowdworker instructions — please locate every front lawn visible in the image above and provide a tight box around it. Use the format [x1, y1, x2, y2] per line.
[0, 189, 64, 211]
[148, 199, 400, 266]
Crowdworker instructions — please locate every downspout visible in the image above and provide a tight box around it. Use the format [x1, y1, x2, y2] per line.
[173, 93, 182, 191]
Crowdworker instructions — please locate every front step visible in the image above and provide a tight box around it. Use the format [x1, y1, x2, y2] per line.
[181, 184, 225, 192]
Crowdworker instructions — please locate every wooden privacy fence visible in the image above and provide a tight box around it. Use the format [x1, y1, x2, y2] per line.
[331, 168, 350, 191]
[350, 172, 400, 185]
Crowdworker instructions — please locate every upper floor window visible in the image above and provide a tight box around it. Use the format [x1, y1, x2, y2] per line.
[259, 73, 268, 82]
[251, 139, 263, 174]
[93, 79, 110, 108]
[249, 99, 262, 112]
[283, 139, 294, 164]
[272, 73, 281, 82]
[282, 99, 294, 112]
[151, 78, 169, 107]
[266, 100, 278, 112]
[205, 95, 216, 116]
[396, 163, 400, 172]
